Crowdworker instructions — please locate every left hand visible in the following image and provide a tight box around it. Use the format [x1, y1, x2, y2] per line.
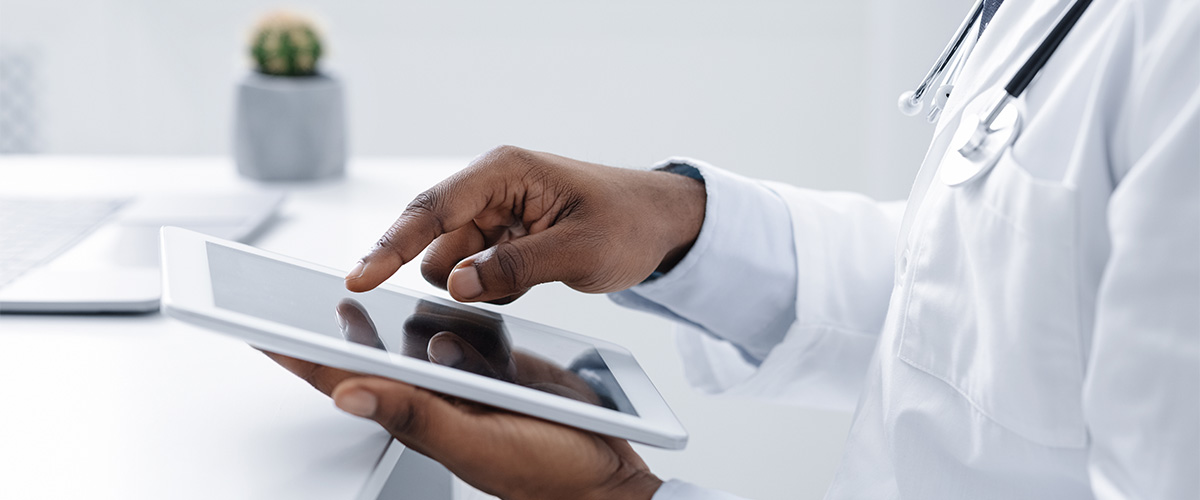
[263, 299, 662, 500]
[265, 353, 661, 500]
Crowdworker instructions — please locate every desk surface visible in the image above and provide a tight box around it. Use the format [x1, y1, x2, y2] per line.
[0, 156, 849, 500]
[0, 157, 454, 499]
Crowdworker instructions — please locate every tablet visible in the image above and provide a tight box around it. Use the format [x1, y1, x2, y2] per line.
[160, 227, 687, 449]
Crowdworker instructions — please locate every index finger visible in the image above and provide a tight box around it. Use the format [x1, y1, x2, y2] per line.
[345, 161, 501, 293]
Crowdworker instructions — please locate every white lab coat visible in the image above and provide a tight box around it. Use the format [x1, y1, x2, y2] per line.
[612, 0, 1199, 498]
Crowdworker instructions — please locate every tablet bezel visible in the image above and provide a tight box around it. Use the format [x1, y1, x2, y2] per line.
[160, 227, 687, 449]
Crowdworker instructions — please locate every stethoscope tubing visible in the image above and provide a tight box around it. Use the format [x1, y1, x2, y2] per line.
[1003, 0, 1094, 98]
[967, 0, 1094, 149]
[901, 0, 1094, 125]
[944, 0, 1097, 186]
[901, 0, 986, 111]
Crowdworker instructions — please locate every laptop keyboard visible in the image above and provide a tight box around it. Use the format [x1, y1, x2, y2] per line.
[0, 198, 129, 287]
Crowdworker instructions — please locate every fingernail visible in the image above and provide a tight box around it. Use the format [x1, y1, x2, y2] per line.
[346, 261, 366, 281]
[335, 389, 377, 418]
[428, 336, 464, 367]
[448, 264, 483, 300]
[334, 309, 347, 330]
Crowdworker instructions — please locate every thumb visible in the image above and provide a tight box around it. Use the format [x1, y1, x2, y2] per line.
[446, 226, 587, 303]
[331, 377, 470, 458]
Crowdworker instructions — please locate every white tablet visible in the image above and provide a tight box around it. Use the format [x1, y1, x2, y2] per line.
[160, 227, 687, 449]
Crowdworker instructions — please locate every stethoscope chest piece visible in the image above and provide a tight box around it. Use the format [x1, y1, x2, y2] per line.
[940, 87, 1023, 186]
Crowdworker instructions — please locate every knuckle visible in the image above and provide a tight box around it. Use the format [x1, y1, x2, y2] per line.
[298, 365, 320, 388]
[299, 365, 333, 394]
[489, 144, 524, 163]
[468, 145, 513, 170]
[419, 257, 450, 289]
[401, 189, 447, 236]
[372, 189, 445, 258]
[382, 397, 424, 438]
[491, 242, 532, 291]
[374, 226, 403, 255]
[477, 145, 537, 172]
[405, 189, 439, 217]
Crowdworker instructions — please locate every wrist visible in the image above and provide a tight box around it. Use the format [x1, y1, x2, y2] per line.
[652, 167, 706, 274]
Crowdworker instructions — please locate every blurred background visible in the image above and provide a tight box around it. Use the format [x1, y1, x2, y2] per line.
[0, 0, 966, 498]
[0, 0, 967, 198]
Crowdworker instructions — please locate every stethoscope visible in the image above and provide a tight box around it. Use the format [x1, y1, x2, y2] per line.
[897, 0, 1093, 186]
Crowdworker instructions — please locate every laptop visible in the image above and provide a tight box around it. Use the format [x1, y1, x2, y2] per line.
[0, 193, 284, 313]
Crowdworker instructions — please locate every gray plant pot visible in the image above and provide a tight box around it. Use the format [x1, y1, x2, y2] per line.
[234, 73, 346, 181]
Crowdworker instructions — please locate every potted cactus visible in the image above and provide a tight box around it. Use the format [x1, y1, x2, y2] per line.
[234, 10, 345, 181]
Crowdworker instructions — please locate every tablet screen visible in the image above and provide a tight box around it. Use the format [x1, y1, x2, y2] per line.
[205, 242, 636, 415]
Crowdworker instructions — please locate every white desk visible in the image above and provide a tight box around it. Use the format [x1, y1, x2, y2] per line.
[0, 156, 850, 500]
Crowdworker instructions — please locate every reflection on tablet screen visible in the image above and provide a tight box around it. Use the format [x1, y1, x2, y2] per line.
[205, 242, 636, 415]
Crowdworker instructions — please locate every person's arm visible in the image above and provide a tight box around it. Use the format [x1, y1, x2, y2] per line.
[344, 146, 706, 304]
[283, 146, 888, 498]
[609, 159, 798, 363]
[1083, 17, 1199, 496]
[612, 158, 904, 410]
[286, 146, 713, 499]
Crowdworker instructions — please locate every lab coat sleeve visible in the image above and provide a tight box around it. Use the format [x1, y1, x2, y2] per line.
[1084, 12, 1200, 499]
[609, 158, 800, 363]
[609, 158, 904, 411]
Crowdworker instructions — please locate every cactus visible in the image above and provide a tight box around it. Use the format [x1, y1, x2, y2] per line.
[250, 11, 323, 77]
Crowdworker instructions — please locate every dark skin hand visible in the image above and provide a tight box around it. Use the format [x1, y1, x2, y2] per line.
[345, 145, 706, 303]
[266, 351, 660, 500]
[268, 146, 706, 500]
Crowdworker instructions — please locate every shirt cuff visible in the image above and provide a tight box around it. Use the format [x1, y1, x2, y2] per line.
[608, 157, 797, 362]
[652, 479, 750, 500]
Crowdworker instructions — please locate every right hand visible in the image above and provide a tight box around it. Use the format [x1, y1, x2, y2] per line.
[345, 146, 706, 304]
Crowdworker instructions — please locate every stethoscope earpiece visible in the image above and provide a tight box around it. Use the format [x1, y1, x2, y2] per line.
[900, 0, 1093, 187]
[897, 91, 924, 116]
[899, 0, 1092, 131]
[926, 84, 955, 123]
[933, 84, 954, 111]
[897, 0, 987, 123]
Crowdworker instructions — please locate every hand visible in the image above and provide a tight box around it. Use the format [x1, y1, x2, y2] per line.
[266, 299, 663, 499]
[299, 298, 659, 498]
[345, 146, 706, 304]
[267, 354, 662, 500]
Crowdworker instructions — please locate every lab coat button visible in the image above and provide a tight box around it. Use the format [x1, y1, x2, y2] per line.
[896, 251, 910, 284]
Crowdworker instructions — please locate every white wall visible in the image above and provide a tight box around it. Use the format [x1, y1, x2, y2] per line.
[867, 0, 971, 198]
[1, 0, 895, 191]
[0, 1, 972, 498]
[0, 0, 973, 197]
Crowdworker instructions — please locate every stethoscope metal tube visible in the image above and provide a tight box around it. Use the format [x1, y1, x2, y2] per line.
[896, 0, 1095, 186]
[927, 22, 978, 123]
[897, 0, 987, 117]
